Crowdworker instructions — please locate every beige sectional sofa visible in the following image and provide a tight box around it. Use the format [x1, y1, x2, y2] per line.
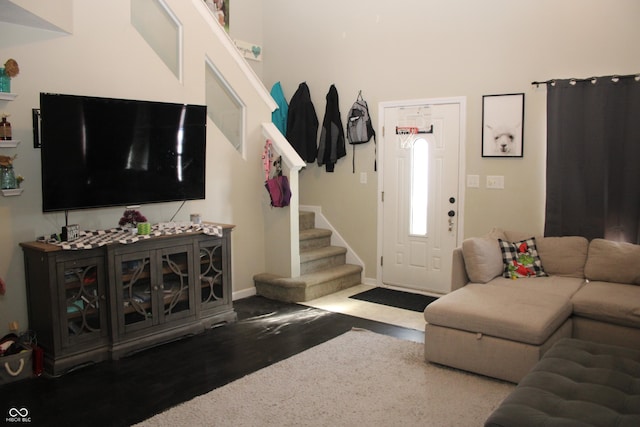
[423, 229, 640, 383]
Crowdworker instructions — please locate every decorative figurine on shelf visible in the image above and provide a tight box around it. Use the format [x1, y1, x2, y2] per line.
[118, 209, 147, 229]
[0, 58, 19, 93]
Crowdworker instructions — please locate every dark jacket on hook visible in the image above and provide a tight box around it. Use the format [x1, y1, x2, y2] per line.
[286, 82, 318, 163]
[317, 84, 346, 172]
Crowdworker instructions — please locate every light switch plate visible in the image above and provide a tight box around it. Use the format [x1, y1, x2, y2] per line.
[486, 175, 505, 189]
[467, 175, 480, 188]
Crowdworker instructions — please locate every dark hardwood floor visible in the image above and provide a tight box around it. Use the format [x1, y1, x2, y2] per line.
[1, 296, 424, 427]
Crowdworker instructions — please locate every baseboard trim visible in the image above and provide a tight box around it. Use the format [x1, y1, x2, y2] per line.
[233, 286, 257, 301]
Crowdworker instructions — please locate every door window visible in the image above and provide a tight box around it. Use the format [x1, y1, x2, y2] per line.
[410, 137, 429, 236]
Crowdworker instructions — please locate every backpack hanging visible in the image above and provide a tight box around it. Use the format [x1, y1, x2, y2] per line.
[346, 90, 376, 173]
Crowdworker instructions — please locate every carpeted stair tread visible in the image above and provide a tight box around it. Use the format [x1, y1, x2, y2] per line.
[300, 245, 347, 263]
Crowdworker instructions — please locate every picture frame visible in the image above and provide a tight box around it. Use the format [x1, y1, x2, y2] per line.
[482, 93, 524, 157]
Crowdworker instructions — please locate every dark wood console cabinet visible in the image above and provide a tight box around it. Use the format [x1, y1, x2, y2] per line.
[20, 224, 236, 375]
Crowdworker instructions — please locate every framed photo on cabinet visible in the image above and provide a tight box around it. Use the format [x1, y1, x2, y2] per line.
[482, 93, 524, 157]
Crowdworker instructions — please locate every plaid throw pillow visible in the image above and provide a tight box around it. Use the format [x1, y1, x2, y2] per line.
[498, 237, 547, 279]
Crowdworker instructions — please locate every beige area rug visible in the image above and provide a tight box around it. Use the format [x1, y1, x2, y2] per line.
[136, 329, 514, 427]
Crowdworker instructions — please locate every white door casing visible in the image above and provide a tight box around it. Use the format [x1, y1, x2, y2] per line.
[377, 98, 466, 294]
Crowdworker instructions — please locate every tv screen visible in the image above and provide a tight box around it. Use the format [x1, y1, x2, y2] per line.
[40, 93, 207, 212]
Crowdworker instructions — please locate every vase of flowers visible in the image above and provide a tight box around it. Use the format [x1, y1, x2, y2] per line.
[0, 59, 19, 93]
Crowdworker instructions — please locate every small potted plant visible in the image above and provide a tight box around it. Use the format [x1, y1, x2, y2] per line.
[119, 209, 147, 229]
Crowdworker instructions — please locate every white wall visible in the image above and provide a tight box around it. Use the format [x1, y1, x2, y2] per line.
[0, 0, 270, 335]
[260, 0, 640, 282]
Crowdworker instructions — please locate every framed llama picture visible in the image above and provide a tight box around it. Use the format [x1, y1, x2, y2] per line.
[482, 93, 524, 157]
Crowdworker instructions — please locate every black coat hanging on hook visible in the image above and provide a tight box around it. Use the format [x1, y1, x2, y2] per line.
[286, 82, 319, 163]
[317, 84, 346, 172]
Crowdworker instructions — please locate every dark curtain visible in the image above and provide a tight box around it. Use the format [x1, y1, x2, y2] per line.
[545, 75, 640, 244]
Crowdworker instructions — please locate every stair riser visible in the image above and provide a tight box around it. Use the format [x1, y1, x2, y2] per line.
[303, 271, 362, 301]
[300, 236, 331, 250]
[301, 253, 346, 275]
[299, 212, 315, 231]
[254, 271, 361, 303]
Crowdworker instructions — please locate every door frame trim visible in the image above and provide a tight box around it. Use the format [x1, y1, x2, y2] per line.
[376, 96, 467, 290]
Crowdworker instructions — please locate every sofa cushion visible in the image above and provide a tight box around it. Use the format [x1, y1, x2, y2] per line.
[489, 276, 586, 299]
[572, 281, 640, 328]
[424, 284, 572, 345]
[462, 237, 503, 283]
[585, 239, 640, 285]
[536, 236, 589, 278]
[499, 238, 548, 279]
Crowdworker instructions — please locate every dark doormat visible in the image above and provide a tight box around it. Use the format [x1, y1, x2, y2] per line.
[349, 287, 438, 313]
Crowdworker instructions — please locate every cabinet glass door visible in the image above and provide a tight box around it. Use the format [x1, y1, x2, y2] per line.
[120, 254, 154, 331]
[61, 257, 106, 346]
[159, 246, 193, 323]
[199, 240, 226, 310]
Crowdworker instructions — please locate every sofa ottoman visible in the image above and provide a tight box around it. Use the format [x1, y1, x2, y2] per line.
[485, 338, 640, 427]
[425, 283, 573, 383]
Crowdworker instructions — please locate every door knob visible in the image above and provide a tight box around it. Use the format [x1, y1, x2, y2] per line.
[448, 210, 455, 217]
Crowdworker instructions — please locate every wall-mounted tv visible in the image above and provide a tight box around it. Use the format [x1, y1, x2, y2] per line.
[39, 93, 207, 212]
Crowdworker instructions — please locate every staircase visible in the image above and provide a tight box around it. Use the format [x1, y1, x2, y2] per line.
[253, 211, 363, 302]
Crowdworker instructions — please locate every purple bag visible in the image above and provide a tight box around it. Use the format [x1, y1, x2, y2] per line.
[262, 141, 291, 208]
[265, 174, 291, 207]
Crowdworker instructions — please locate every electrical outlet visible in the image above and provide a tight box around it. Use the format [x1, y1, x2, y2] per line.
[360, 172, 367, 184]
[486, 175, 505, 189]
[467, 175, 480, 188]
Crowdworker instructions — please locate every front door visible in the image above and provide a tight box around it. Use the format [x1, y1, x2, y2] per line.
[379, 99, 464, 294]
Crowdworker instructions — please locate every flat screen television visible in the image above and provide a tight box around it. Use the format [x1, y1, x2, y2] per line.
[39, 93, 207, 212]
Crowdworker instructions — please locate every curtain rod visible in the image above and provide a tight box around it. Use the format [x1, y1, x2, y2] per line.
[532, 73, 640, 87]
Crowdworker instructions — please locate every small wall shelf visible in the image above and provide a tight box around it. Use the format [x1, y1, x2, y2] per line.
[0, 139, 20, 148]
[0, 93, 18, 101]
[1, 188, 23, 196]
